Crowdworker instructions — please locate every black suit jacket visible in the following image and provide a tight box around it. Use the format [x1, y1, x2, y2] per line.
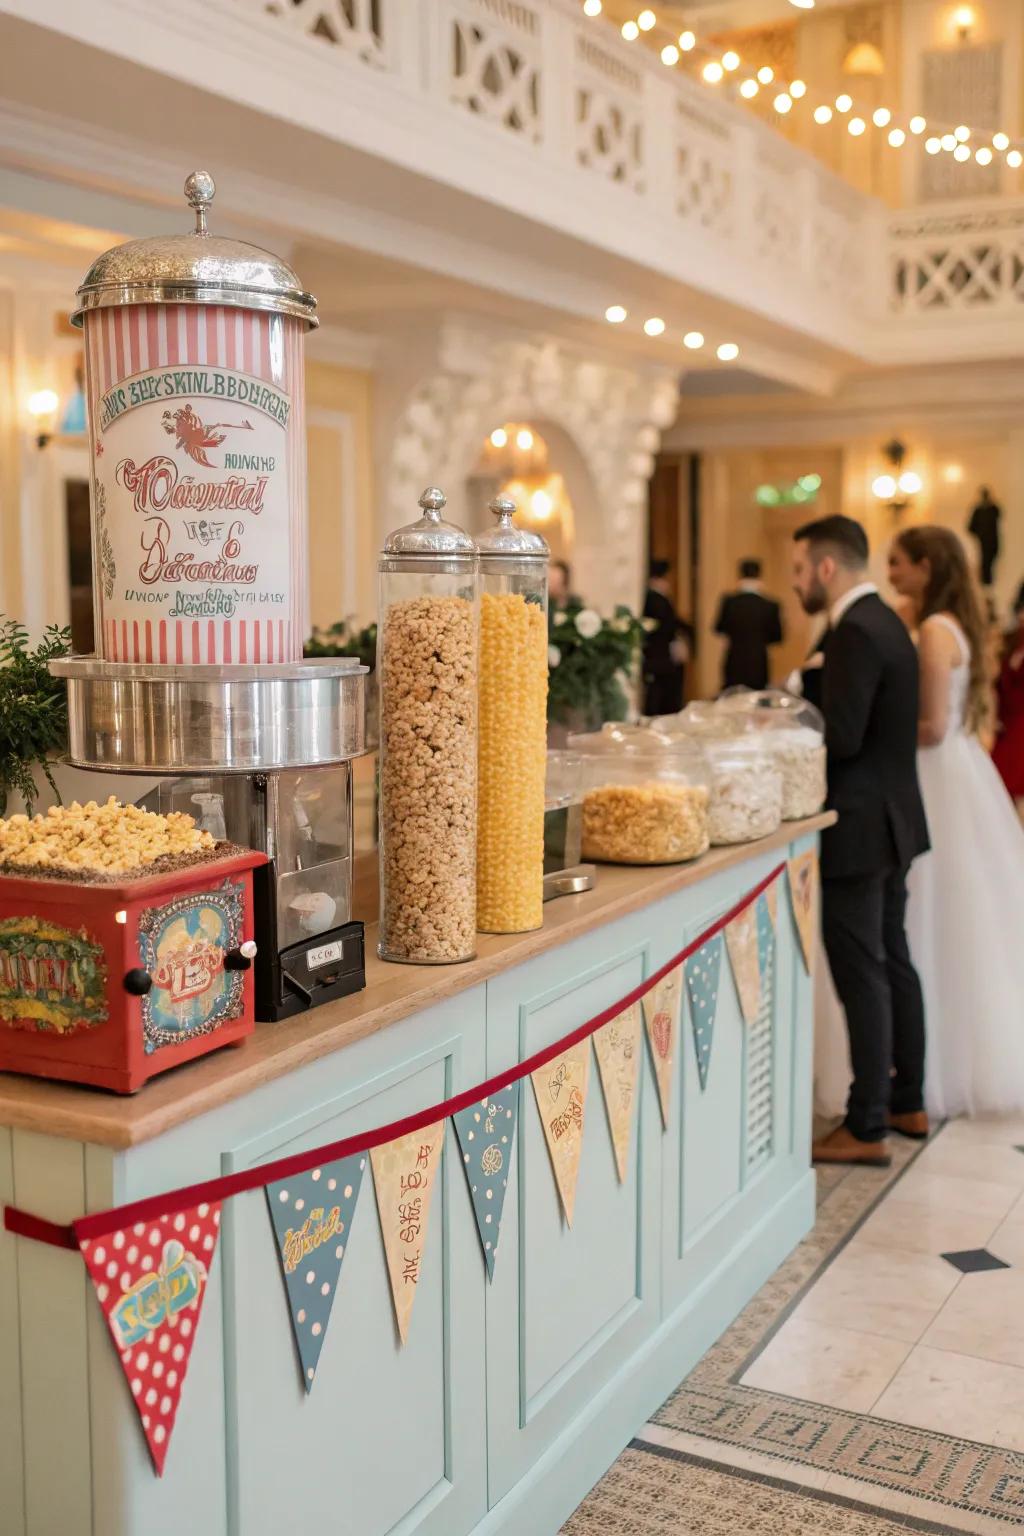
[715, 590, 783, 690]
[819, 593, 929, 880]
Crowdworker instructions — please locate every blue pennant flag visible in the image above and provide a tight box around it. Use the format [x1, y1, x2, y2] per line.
[453, 1084, 519, 1279]
[266, 1154, 365, 1392]
[686, 933, 723, 1091]
[756, 892, 775, 990]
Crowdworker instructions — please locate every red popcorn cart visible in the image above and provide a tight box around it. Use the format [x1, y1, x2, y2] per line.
[0, 842, 265, 1094]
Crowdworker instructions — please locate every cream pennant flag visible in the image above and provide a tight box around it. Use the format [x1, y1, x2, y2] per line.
[787, 851, 819, 975]
[642, 963, 683, 1128]
[726, 906, 761, 1024]
[371, 1122, 445, 1345]
[531, 1040, 590, 1226]
[593, 1002, 642, 1183]
[766, 880, 778, 930]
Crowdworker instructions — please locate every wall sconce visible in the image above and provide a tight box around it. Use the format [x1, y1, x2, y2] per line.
[872, 440, 921, 512]
[952, 5, 975, 43]
[27, 388, 59, 449]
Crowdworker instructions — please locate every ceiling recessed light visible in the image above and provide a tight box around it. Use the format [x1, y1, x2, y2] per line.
[644, 317, 666, 337]
[717, 342, 739, 362]
[683, 331, 704, 349]
[605, 305, 627, 323]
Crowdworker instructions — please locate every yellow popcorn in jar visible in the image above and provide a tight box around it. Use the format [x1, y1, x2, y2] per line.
[476, 591, 549, 933]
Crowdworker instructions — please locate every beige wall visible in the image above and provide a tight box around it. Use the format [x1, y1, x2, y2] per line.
[305, 360, 376, 633]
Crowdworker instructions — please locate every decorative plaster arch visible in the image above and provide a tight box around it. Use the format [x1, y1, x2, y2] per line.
[382, 334, 679, 612]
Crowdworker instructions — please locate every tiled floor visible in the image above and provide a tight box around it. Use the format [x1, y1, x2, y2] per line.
[740, 1116, 1024, 1454]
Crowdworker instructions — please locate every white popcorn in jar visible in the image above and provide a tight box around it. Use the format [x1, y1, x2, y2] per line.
[705, 747, 783, 846]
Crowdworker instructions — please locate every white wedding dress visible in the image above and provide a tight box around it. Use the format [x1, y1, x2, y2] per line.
[907, 614, 1024, 1119]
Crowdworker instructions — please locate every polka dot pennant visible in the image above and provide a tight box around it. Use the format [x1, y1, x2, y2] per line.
[725, 905, 761, 1026]
[755, 892, 775, 991]
[264, 1155, 365, 1393]
[641, 963, 683, 1128]
[453, 1083, 519, 1280]
[78, 1201, 221, 1476]
[685, 934, 723, 1092]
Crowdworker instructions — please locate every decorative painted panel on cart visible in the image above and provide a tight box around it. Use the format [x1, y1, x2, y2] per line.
[138, 881, 245, 1053]
[484, 916, 662, 1506]
[210, 989, 488, 1536]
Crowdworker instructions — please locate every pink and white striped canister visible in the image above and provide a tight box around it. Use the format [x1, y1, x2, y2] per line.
[83, 302, 308, 665]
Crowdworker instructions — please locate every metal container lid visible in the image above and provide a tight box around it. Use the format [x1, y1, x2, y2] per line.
[71, 171, 318, 330]
[381, 487, 477, 562]
[476, 494, 550, 562]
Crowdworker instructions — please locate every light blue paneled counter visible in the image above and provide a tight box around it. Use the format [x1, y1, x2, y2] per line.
[0, 817, 827, 1536]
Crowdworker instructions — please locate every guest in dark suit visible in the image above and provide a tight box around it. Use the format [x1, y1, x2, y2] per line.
[792, 516, 930, 1166]
[642, 560, 692, 716]
[714, 559, 784, 691]
[968, 486, 1001, 588]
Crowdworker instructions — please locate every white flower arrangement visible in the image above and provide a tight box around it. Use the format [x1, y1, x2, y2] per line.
[574, 608, 602, 639]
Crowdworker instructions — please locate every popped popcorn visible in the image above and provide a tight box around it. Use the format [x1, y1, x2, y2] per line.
[0, 796, 215, 877]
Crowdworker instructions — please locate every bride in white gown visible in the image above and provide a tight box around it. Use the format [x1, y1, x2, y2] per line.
[887, 525, 1024, 1118]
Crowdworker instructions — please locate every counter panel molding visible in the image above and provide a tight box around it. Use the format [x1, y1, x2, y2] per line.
[0, 826, 823, 1536]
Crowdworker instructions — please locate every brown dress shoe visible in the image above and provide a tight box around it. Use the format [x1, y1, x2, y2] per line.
[812, 1125, 892, 1168]
[889, 1110, 930, 1140]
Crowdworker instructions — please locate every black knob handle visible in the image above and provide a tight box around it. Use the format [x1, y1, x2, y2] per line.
[124, 968, 152, 996]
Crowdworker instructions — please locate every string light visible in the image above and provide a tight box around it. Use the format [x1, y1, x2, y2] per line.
[925, 137, 941, 154]
[774, 93, 793, 114]
[941, 132, 956, 151]
[790, 79, 807, 98]
[490, 428, 508, 448]
[757, 65, 774, 84]
[955, 124, 970, 142]
[835, 94, 853, 113]
[516, 428, 534, 450]
[993, 132, 1010, 152]
[910, 116, 927, 134]
[814, 105, 833, 124]
[848, 116, 866, 136]
[661, 43, 679, 65]
[1009, 150, 1024, 169]
[703, 61, 724, 83]
[717, 342, 740, 362]
[953, 143, 971, 161]
[637, 8, 656, 30]
[976, 146, 993, 165]
[722, 49, 740, 71]
[873, 107, 891, 128]
[644, 317, 666, 336]
[582, 0, 602, 14]
[888, 128, 906, 147]
[605, 305, 627, 323]
[621, 19, 638, 39]
[740, 78, 759, 98]
[683, 331, 704, 349]
[679, 29, 695, 50]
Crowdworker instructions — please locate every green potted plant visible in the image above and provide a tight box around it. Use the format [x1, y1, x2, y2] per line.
[547, 602, 650, 744]
[0, 619, 73, 817]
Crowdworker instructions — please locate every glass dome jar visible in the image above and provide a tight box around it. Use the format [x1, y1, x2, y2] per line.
[701, 736, 783, 846]
[475, 495, 549, 934]
[568, 723, 711, 865]
[715, 689, 826, 820]
[377, 487, 479, 964]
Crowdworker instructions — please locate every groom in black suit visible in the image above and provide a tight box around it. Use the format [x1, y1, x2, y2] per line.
[792, 516, 930, 1166]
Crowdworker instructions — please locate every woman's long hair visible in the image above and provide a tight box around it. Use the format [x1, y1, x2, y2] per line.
[895, 525, 989, 733]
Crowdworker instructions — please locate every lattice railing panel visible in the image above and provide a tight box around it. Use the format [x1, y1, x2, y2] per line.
[574, 34, 645, 193]
[448, 0, 542, 143]
[261, 0, 386, 66]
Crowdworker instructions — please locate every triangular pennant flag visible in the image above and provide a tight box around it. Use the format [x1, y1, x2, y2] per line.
[642, 962, 683, 1127]
[79, 1202, 220, 1475]
[726, 905, 761, 1024]
[593, 1002, 642, 1182]
[371, 1123, 445, 1345]
[755, 892, 775, 989]
[685, 934, 723, 1091]
[766, 880, 779, 930]
[787, 851, 819, 974]
[454, 1084, 518, 1279]
[266, 1155, 365, 1391]
[531, 1040, 590, 1226]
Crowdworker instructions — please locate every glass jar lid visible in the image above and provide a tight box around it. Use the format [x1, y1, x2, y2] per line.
[568, 721, 710, 773]
[381, 487, 477, 562]
[71, 171, 318, 330]
[715, 687, 824, 738]
[476, 495, 549, 563]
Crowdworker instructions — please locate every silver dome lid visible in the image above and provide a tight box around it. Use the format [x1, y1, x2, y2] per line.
[71, 171, 318, 330]
[381, 487, 477, 561]
[476, 494, 550, 562]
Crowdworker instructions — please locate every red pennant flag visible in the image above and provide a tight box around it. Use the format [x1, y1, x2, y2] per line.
[79, 1202, 220, 1474]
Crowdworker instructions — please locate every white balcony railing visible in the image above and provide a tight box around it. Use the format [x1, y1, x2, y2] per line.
[889, 199, 1024, 315]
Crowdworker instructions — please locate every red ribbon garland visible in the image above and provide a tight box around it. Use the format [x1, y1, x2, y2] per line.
[4, 862, 785, 1250]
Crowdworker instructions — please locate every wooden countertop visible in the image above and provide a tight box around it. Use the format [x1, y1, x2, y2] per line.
[0, 815, 833, 1149]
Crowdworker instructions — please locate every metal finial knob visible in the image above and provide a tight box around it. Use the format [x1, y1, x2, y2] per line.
[489, 494, 517, 524]
[418, 486, 447, 520]
[184, 170, 216, 235]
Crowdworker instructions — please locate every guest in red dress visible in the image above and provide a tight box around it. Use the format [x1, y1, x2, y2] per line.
[993, 581, 1024, 803]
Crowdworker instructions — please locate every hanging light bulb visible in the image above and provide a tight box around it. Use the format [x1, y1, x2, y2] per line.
[661, 43, 679, 65]
[774, 93, 793, 114]
[888, 127, 906, 147]
[955, 124, 971, 142]
[716, 342, 740, 361]
[1009, 149, 1023, 169]
[848, 116, 866, 136]
[683, 331, 705, 350]
[643, 317, 666, 336]
[740, 78, 759, 98]
[925, 137, 941, 154]
[993, 132, 1010, 152]
[622, 19, 639, 39]
[814, 105, 833, 124]
[873, 107, 891, 127]
[953, 143, 971, 161]
[757, 65, 774, 84]
[909, 116, 927, 134]
[605, 305, 627, 323]
[679, 29, 696, 50]
[583, 0, 602, 14]
[703, 60, 724, 83]
[976, 146, 993, 165]
[637, 8, 656, 30]
[722, 50, 741, 71]
[835, 93, 853, 112]
[790, 79, 807, 98]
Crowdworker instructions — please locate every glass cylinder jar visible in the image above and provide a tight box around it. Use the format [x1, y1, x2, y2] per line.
[544, 750, 583, 875]
[716, 690, 826, 821]
[701, 736, 783, 846]
[568, 723, 711, 865]
[377, 487, 479, 964]
[475, 495, 549, 933]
